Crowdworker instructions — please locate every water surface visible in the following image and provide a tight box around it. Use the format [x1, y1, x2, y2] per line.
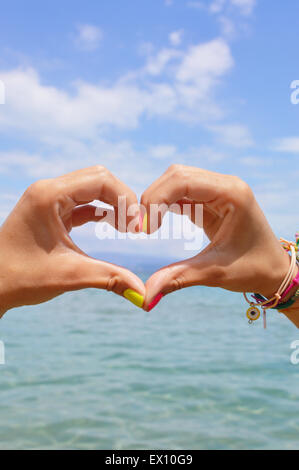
[0, 276, 298, 450]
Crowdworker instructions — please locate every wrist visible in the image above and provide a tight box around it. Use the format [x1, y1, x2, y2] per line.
[281, 299, 299, 328]
[0, 289, 10, 318]
[280, 264, 299, 302]
[0, 230, 22, 315]
[0, 257, 16, 317]
[0, 278, 13, 317]
[258, 248, 293, 300]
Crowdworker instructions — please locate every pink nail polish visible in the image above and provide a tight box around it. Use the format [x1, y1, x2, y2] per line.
[147, 293, 163, 312]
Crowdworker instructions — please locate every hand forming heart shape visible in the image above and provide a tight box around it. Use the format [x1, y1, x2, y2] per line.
[0, 165, 291, 318]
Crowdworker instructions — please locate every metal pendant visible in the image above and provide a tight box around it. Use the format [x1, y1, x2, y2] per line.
[246, 305, 260, 324]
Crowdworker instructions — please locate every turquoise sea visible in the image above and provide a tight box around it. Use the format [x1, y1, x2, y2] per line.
[0, 265, 299, 450]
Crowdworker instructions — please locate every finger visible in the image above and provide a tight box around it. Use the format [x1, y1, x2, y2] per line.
[170, 199, 219, 237]
[142, 196, 217, 240]
[71, 205, 139, 234]
[71, 205, 114, 227]
[57, 166, 140, 233]
[143, 246, 224, 311]
[57, 252, 146, 308]
[169, 199, 201, 226]
[140, 165, 239, 233]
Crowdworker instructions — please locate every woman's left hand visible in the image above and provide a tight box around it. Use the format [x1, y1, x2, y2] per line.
[0, 166, 145, 316]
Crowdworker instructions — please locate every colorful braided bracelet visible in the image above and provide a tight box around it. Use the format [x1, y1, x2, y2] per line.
[253, 288, 299, 310]
[244, 233, 299, 328]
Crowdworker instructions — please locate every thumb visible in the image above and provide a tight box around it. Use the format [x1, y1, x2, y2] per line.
[144, 247, 224, 311]
[59, 252, 146, 309]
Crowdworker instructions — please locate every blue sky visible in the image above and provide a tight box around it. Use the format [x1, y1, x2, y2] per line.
[0, 0, 298, 258]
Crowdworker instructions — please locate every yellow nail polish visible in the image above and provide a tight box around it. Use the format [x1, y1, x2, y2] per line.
[142, 213, 148, 233]
[123, 289, 144, 308]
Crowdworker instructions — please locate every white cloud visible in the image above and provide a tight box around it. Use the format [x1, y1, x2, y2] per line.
[0, 34, 239, 231]
[0, 68, 148, 138]
[0, 150, 76, 178]
[230, 0, 256, 16]
[0, 141, 155, 193]
[187, 0, 256, 40]
[0, 37, 234, 141]
[191, 0, 256, 16]
[74, 24, 103, 51]
[0, 141, 228, 186]
[169, 30, 184, 47]
[176, 38, 233, 86]
[218, 16, 236, 37]
[150, 145, 177, 159]
[209, 123, 253, 147]
[144, 48, 182, 76]
[210, 0, 226, 14]
[143, 38, 234, 122]
[165, 0, 173, 5]
[273, 137, 299, 154]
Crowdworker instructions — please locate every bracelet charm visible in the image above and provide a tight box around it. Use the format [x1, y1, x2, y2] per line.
[246, 305, 260, 323]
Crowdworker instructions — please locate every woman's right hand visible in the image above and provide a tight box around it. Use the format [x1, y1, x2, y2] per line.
[141, 165, 294, 311]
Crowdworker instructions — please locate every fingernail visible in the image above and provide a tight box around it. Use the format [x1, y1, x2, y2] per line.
[147, 293, 163, 312]
[142, 213, 148, 233]
[123, 289, 144, 308]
